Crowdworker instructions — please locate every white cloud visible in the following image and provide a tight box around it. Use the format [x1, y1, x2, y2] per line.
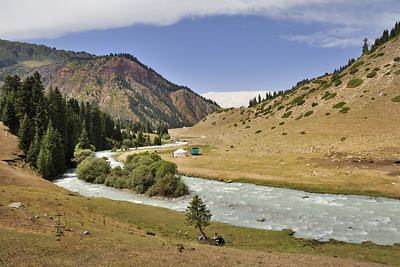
[282, 27, 362, 48]
[202, 91, 270, 108]
[1, 0, 399, 42]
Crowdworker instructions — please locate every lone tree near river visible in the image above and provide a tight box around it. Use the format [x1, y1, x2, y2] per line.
[185, 195, 212, 238]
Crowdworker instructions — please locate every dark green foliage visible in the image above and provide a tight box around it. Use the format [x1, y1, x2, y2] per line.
[349, 68, 359, 75]
[27, 132, 41, 168]
[347, 79, 363, 88]
[332, 102, 346, 108]
[391, 95, 400, 102]
[295, 114, 303, 120]
[373, 67, 380, 71]
[255, 130, 262, 134]
[367, 72, 377, 78]
[304, 111, 313, 117]
[84, 152, 188, 198]
[0, 73, 120, 179]
[291, 95, 306, 106]
[186, 195, 212, 238]
[339, 107, 350, 114]
[350, 61, 365, 69]
[73, 149, 94, 165]
[37, 123, 65, 180]
[311, 102, 318, 107]
[281, 111, 292, 118]
[394, 70, 400, 75]
[77, 156, 111, 183]
[18, 114, 33, 154]
[321, 91, 337, 101]
[334, 80, 342, 87]
[279, 122, 285, 125]
[394, 57, 400, 61]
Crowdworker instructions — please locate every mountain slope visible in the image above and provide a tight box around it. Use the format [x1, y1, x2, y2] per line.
[0, 41, 219, 127]
[168, 35, 400, 198]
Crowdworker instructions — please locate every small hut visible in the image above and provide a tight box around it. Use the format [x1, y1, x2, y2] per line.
[190, 147, 199, 155]
[173, 148, 188, 157]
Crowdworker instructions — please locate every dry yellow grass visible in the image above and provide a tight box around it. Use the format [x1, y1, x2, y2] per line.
[1, 122, 390, 266]
[166, 40, 400, 198]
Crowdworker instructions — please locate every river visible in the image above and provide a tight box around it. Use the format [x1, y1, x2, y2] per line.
[54, 143, 400, 245]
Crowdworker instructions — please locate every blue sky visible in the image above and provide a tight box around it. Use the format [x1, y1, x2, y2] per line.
[1, 0, 399, 107]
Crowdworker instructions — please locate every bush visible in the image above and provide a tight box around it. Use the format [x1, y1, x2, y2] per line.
[373, 67, 380, 71]
[304, 111, 313, 117]
[347, 79, 363, 88]
[281, 111, 292, 118]
[332, 102, 346, 108]
[295, 114, 303, 120]
[334, 80, 342, 87]
[367, 72, 377, 78]
[394, 57, 400, 62]
[311, 102, 318, 107]
[350, 68, 359, 75]
[322, 91, 337, 101]
[255, 130, 262, 134]
[394, 70, 400, 75]
[339, 107, 350, 114]
[279, 122, 285, 125]
[392, 95, 400, 102]
[73, 149, 94, 165]
[77, 156, 111, 183]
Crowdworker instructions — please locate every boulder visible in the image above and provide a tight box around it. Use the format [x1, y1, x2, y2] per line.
[8, 202, 25, 209]
[257, 216, 265, 222]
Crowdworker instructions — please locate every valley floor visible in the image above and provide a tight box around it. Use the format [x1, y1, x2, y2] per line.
[1, 122, 399, 266]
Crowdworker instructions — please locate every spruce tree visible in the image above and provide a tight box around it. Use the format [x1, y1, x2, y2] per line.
[27, 132, 41, 168]
[185, 195, 212, 238]
[18, 114, 34, 154]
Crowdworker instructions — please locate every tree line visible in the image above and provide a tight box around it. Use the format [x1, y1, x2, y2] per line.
[0, 72, 169, 180]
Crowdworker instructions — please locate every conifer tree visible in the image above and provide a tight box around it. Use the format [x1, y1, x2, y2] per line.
[186, 195, 212, 238]
[18, 114, 34, 154]
[27, 132, 41, 169]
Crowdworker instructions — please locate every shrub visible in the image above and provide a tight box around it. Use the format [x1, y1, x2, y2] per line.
[325, 113, 331, 116]
[373, 67, 380, 71]
[394, 57, 400, 62]
[322, 91, 337, 101]
[392, 95, 400, 102]
[281, 111, 292, 118]
[279, 122, 285, 125]
[347, 79, 363, 88]
[245, 125, 250, 129]
[332, 102, 346, 108]
[367, 72, 377, 78]
[277, 105, 284, 111]
[365, 68, 370, 71]
[304, 111, 313, 117]
[311, 102, 318, 107]
[339, 107, 350, 114]
[77, 156, 111, 183]
[350, 68, 359, 75]
[334, 80, 342, 87]
[375, 52, 384, 58]
[282, 132, 288, 135]
[295, 114, 303, 120]
[301, 86, 310, 90]
[394, 70, 400, 75]
[384, 64, 391, 67]
[291, 95, 306, 106]
[350, 61, 365, 69]
[73, 149, 94, 165]
[255, 130, 262, 134]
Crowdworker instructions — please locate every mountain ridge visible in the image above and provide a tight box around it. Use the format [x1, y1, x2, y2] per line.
[0, 40, 219, 127]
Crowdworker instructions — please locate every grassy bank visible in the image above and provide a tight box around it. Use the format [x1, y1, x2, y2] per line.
[1, 182, 399, 266]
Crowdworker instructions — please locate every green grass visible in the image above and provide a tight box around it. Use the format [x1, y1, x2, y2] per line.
[347, 79, 363, 88]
